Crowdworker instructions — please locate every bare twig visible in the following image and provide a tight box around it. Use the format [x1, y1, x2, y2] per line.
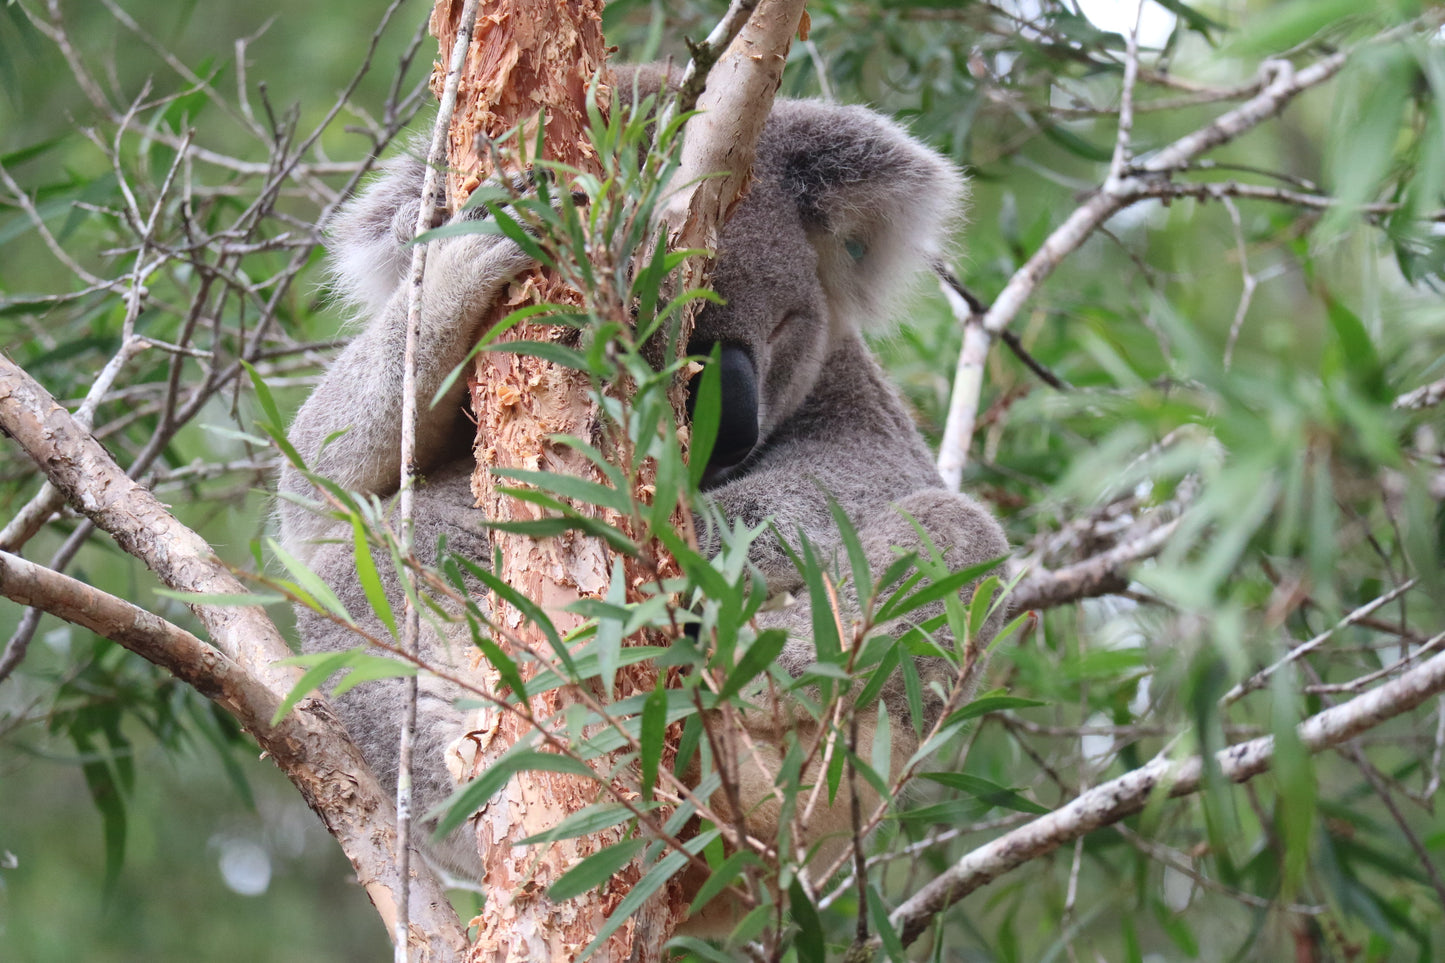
[1222, 580, 1419, 706]
[392, 0, 483, 949]
[1396, 376, 1445, 411]
[674, 0, 763, 114]
[1219, 197, 1258, 370]
[935, 266, 1069, 391]
[1113, 823, 1323, 915]
[1103, 1, 1145, 194]
[660, 0, 809, 259]
[1306, 631, 1445, 695]
[1010, 515, 1183, 612]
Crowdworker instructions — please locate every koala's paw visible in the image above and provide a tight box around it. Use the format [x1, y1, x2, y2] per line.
[420, 175, 584, 328]
[421, 225, 536, 325]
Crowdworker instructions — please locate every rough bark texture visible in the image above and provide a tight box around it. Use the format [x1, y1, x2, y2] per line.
[428, 3, 685, 960]
[422, 1, 810, 956]
[430, 0, 610, 208]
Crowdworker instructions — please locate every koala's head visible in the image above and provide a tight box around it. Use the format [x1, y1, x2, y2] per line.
[690, 100, 966, 482]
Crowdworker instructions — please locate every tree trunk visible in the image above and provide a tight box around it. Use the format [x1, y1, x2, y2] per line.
[428, 3, 686, 960]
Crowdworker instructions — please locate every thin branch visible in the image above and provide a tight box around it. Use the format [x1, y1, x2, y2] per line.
[1010, 515, 1182, 612]
[1306, 630, 1445, 695]
[0, 355, 467, 962]
[1103, 1, 1145, 194]
[660, 0, 809, 259]
[1396, 376, 1445, 411]
[934, 29, 1395, 489]
[1219, 197, 1258, 371]
[0, 159, 112, 289]
[1221, 580, 1419, 706]
[1113, 823, 1323, 916]
[1131, 178, 1445, 221]
[674, 0, 762, 114]
[886, 642, 1445, 946]
[935, 266, 1069, 391]
[394, 0, 483, 949]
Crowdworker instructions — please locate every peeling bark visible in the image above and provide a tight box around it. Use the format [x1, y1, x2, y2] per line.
[427, 3, 687, 960]
[421, 2, 808, 956]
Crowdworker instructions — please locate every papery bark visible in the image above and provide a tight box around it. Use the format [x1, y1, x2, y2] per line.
[429, 2, 683, 960]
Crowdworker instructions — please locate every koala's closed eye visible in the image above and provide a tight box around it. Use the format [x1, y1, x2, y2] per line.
[769, 310, 804, 343]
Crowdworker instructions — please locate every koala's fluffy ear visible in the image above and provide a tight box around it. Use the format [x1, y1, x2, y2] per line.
[760, 102, 967, 334]
[326, 150, 439, 319]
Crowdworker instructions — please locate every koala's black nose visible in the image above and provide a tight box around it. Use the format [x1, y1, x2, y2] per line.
[687, 341, 760, 482]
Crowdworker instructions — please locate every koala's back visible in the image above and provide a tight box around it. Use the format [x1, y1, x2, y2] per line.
[296, 463, 487, 875]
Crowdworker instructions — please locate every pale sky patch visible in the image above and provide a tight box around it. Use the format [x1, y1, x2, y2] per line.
[1075, 0, 1179, 49]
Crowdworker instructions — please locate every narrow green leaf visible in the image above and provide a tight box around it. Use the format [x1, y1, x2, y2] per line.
[350, 515, 397, 639]
[967, 575, 1001, 644]
[688, 342, 723, 489]
[430, 750, 594, 838]
[268, 537, 354, 626]
[579, 829, 720, 960]
[919, 772, 1050, 814]
[869, 882, 906, 961]
[640, 683, 667, 801]
[330, 655, 418, 699]
[153, 590, 287, 607]
[549, 839, 645, 902]
[491, 466, 632, 514]
[484, 514, 639, 555]
[940, 695, 1047, 729]
[788, 878, 825, 963]
[272, 650, 376, 724]
[481, 339, 591, 371]
[829, 497, 873, 611]
[546, 434, 628, 490]
[452, 556, 572, 675]
[715, 628, 788, 702]
[871, 702, 892, 793]
[795, 537, 843, 665]
[517, 803, 638, 846]
[486, 203, 552, 266]
[597, 560, 628, 695]
[853, 640, 902, 711]
[522, 646, 667, 699]
[875, 557, 1001, 623]
[686, 848, 762, 917]
[665, 937, 740, 963]
[1042, 123, 1113, 162]
[473, 629, 528, 702]
[241, 360, 283, 431]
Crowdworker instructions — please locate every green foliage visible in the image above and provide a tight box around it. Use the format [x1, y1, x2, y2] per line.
[3, 1, 1445, 961]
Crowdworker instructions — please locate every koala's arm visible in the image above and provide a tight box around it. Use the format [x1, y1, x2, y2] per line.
[686, 488, 1006, 898]
[279, 156, 533, 559]
[755, 487, 1010, 716]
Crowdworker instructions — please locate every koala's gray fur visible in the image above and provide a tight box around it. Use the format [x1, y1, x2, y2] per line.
[279, 76, 1008, 883]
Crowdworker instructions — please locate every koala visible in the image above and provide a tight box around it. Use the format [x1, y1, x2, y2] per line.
[278, 71, 1008, 891]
